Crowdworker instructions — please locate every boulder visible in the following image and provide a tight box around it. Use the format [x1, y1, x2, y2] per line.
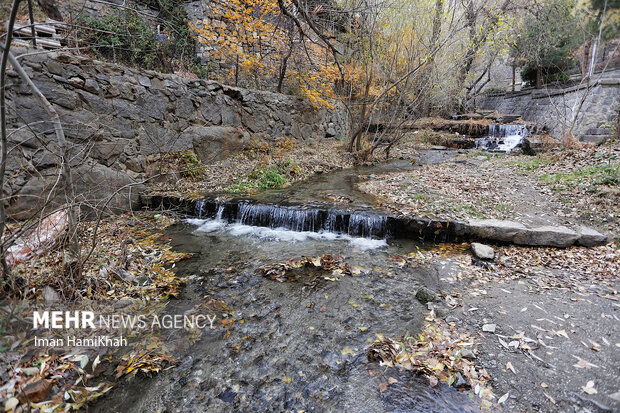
[513, 225, 579, 247]
[521, 135, 559, 155]
[190, 126, 249, 163]
[471, 242, 495, 260]
[577, 226, 609, 247]
[415, 287, 438, 304]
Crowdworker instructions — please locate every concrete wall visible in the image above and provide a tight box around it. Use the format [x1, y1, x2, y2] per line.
[4, 48, 348, 219]
[476, 73, 620, 142]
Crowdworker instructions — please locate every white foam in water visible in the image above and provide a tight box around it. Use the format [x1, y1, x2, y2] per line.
[496, 134, 523, 152]
[187, 219, 387, 250]
[478, 124, 531, 153]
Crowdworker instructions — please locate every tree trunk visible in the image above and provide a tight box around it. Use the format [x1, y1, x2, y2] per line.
[277, 39, 294, 93]
[582, 40, 591, 80]
[536, 67, 542, 89]
[0, 0, 23, 281]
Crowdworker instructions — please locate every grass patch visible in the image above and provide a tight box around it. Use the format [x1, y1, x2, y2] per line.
[540, 163, 619, 191]
[511, 157, 552, 171]
[494, 203, 512, 213]
[227, 159, 301, 193]
[413, 193, 430, 201]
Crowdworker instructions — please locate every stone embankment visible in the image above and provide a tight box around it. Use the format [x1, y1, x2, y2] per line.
[5, 48, 348, 218]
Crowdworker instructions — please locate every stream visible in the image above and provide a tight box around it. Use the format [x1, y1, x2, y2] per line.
[96, 150, 480, 412]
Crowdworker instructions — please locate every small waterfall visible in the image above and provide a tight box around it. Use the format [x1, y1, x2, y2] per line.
[476, 124, 532, 152]
[194, 200, 388, 239]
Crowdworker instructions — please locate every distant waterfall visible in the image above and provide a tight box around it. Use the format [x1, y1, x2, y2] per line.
[476, 124, 533, 152]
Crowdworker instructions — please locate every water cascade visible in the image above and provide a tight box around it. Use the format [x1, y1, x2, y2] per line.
[476, 124, 533, 152]
[194, 199, 389, 239]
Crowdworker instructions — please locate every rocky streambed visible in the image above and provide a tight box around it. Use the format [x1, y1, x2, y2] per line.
[96, 147, 616, 412]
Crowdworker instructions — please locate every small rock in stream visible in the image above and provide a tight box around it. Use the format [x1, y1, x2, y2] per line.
[217, 389, 237, 403]
[471, 242, 495, 260]
[415, 287, 438, 304]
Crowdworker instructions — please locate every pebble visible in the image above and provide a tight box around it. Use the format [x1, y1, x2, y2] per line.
[445, 315, 459, 323]
[482, 323, 496, 333]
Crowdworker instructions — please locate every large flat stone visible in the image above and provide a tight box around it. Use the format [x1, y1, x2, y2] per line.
[466, 219, 528, 242]
[577, 226, 609, 247]
[513, 225, 579, 247]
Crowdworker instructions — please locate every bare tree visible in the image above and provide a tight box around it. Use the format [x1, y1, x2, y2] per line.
[0, 0, 23, 282]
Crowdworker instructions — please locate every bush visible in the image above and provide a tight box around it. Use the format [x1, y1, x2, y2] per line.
[78, 0, 196, 72]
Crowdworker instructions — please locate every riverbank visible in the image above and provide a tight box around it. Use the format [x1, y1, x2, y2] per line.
[360, 143, 620, 239]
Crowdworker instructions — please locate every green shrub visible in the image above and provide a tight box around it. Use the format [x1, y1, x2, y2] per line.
[78, 0, 196, 72]
[259, 170, 286, 189]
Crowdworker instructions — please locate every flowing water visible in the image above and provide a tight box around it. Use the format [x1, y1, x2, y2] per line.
[476, 124, 532, 152]
[96, 150, 480, 412]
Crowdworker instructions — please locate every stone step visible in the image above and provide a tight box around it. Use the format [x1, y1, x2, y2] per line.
[464, 219, 609, 247]
[586, 128, 612, 135]
[580, 134, 610, 144]
[9, 22, 57, 37]
[34, 38, 62, 49]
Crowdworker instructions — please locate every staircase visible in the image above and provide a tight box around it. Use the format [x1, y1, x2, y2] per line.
[6, 19, 65, 49]
[580, 127, 612, 144]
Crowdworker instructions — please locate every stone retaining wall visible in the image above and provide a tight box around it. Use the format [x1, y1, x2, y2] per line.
[476, 74, 620, 142]
[4, 48, 348, 219]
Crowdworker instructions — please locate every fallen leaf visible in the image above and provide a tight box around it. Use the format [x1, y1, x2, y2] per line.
[379, 382, 388, 392]
[506, 361, 516, 375]
[582, 380, 597, 395]
[543, 392, 556, 404]
[4, 397, 18, 412]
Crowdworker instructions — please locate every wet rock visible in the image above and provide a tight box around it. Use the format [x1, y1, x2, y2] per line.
[454, 372, 469, 388]
[470, 242, 495, 260]
[217, 389, 237, 403]
[577, 226, 609, 247]
[415, 287, 438, 304]
[513, 225, 579, 247]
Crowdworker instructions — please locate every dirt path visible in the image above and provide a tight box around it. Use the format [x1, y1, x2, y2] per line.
[397, 241, 619, 412]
